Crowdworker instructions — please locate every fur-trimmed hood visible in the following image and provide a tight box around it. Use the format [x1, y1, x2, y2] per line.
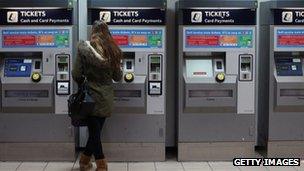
[77, 40, 109, 68]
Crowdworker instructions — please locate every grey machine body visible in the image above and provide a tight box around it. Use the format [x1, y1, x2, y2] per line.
[0, 0, 77, 161]
[259, 0, 304, 158]
[78, 0, 167, 161]
[177, 0, 258, 161]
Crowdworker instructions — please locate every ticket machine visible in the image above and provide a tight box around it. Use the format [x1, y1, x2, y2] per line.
[0, 0, 76, 161]
[177, 0, 258, 160]
[259, 0, 304, 158]
[80, 0, 166, 161]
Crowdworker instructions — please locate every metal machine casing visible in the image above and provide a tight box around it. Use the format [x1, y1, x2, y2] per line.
[259, 0, 304, 158]
[0, 0, 77, 161]
[177, 0, 258, 161]
[79, 0, 167, 161]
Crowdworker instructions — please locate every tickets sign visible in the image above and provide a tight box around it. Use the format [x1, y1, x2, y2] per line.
[90, 8, 166, 25]
[274, 9, 304, 25]
[182, 9, 256, 25]
[0, 8, 73, 25]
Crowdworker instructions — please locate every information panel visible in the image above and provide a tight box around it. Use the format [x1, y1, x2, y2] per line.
[110, 29, 163, 48]
[185, 29, 253, 48]
[277, 29, 304, 47]
[2, 29, 70, 48]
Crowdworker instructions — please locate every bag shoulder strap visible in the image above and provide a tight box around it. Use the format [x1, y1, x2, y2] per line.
[79, 50, 88, 81]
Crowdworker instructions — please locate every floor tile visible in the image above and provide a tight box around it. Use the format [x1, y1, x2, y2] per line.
[128, 162, 155, 171]
[184, 169, 211, 171]
[266, 166, 297, 171]
[295, 166, 304, 171]
[156, 169, 184, 171]
[17, 162, 47, 171]
[182, 162, 211, 170]
[108, 162, 128, 171]
[72, 161, 95, 171]
[209, 161, 238, 168]
[239, 166, 268, 171]
[44, 162, 74, 171]
[155, 161, 183, 170]
[296, 161, 304, 171]
[0, 162, 21, 171]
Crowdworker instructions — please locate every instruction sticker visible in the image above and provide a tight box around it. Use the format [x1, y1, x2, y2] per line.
[277, 29, 304, 47]
[2, 29, 70, 48]
[185, 29, 253, 48]
[110, 29, 163, 49]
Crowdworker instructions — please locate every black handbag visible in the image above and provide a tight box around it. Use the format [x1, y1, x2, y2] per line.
[68, 55, 95, 127]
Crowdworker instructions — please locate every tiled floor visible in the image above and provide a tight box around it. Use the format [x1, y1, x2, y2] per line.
[0, 161, 303, 171]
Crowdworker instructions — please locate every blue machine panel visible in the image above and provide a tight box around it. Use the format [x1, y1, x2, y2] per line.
[275, 57, 303, 76]
[4, 59, 32, 77]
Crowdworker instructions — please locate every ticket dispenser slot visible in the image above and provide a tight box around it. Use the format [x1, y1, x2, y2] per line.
[113, 52, 146, 113]
[274, 52, 304, 110]
[56, 54, 70, 95]
[239, 54, 253, 81]
[184, 52, 237, 113]
[0, 52, 53, 113]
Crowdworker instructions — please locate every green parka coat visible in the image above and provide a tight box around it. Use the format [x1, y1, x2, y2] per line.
[72, 40, 122, 118]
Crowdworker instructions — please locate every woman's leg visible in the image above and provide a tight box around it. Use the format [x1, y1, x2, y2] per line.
[92, 117, 106, 159]
[84, 116, 106, 159]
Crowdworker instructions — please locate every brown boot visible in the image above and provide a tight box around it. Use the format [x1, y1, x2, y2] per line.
[95, 159, 108, 171]
[79, 153, 93, 171]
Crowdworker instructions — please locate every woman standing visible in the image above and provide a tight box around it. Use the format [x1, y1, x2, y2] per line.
[72, 20, 123, 171]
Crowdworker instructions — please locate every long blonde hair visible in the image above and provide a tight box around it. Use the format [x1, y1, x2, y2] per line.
[90, 20, 122, 69]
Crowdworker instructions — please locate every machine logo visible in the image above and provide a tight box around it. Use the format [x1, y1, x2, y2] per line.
[191, 11, 202, 23]
[7, 11, 18, 23]
[100, 11, 111, 23]
[282, 11, 293, 23]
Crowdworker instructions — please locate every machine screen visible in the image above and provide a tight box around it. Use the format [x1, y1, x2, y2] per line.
[59, 56, 68, 63]
[111, 29, 163, 48]
[150, 56, 161, 72]
[275, 57, 303, 76]
[151, 56, 160, 63]
[4, 59, 32, 77]
[185, 29, 253, 48]
[186, 59, 213, 77]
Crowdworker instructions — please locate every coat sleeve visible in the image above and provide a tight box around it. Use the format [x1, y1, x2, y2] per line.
[112, 67, 123, 82]
[72, 46, 84, 84]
